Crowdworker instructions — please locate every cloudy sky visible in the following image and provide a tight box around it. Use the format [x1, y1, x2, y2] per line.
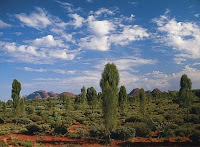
[0, 0, 200, 101]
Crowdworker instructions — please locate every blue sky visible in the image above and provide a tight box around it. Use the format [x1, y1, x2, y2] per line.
[0, 0, 200, 101]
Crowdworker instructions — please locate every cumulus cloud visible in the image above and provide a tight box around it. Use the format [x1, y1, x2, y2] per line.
[31, 35, 65, 48]
[69, 13, 84, 28]
[87, 16, 114, 36]
[0, 39, 77, 64]
[79, 11, 148, 51]
[153, 11, 200, 63]
[110, 25, 149, 46]
[0, 20, 11, 28]
[79, 36, 110, 51]
[16, 8, 51, 29]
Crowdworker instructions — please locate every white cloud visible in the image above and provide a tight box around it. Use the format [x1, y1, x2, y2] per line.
[48, 49, 76, 60]
[0, 40, 77, 64]
[24, 67, 46, 72]
[69, 13, 84, 28]
[95, 57, 156, 71]
[22, 67, 76, 74]
[88, 16, 114, 36]
[31, 35, 65, 48]
[109, 25, 149, 46]
[0, 20, 11, 28]
[79, 12, 148, 51]
[173, 57, 186, 64]
[79, 36, 110, 51]
[92, 8, 115, 16]
[194, 14, 199, 18]
[154, 11, 200, 62]
[16, 8, 51, 29]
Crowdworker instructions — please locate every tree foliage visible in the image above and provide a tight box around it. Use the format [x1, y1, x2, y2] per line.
[86, 87, 97, 113]
[118, 86, 127, 113]
[80, 86, 87, 103]
[139, 88, 145, 116]
[179, 74, 193, 120]
[11, 79, 21, 109]
[100, 63, 119, 139]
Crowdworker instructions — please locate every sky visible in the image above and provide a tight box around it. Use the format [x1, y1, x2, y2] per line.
[0, 0, 200, 101]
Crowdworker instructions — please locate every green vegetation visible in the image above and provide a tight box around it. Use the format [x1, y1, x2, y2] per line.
[100, 63, 119, 141]
[0, 64, 200, 146]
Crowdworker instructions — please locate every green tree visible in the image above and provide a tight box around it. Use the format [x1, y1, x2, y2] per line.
[86, 87, 98, 113]
[118, 86, 127, 113]
[19, 98, 25, 116]
[139, 88, 146, 117]
[11, 79, 21, 109]
[179, 74, 193, 120]
[61, 94, 72, 110]
[2, 102, 6, 116]
[100, 63, 119, 141]
[80, 86, 86, 103]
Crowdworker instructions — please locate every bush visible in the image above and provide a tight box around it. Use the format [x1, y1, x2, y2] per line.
[26, 106, 35, 114]
[112, 124, 135, 140]
[78, 127, 90, 139]
[190, 105, 200, 114]
[175, 126, 194, 137]
[0, 118, 4, 124]
[187, 114, 200, 124]
[125, 115, 143, 123]
[13, 117, 32, 125]
[131, 122, 151, 137]
[189, 130, 200, 143]
[29, 114, 42, 122]
[54, 126, 67, 135]
[26, 123, 40, 135]
[89, 125, 106, 139]
[40, 124, 51, 134]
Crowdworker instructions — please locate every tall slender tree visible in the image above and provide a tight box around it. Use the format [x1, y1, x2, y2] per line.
[86, 87, 98, 113]
[118, 86, 127, 113]
[139, 88, 145, 117]
[100, 63, 119, 140]
[179, 74, 193, 120]
[11, 79, 21, 109]
[81, 86, 87, 103]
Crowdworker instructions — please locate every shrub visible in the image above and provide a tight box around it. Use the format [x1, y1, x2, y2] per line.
[187, 114, 200, 124]
[131, 122, 151, 137]
[26, 123, 40, 135]
[25, 106, 35, 114]
[0, 118, 4, 124]
[189, 130, 200, 143]
[78, 127, 90, 139]
[175, 126, 194, 137]
[29, 114, 42, 122]
[125, 115, 143, 123]
[13, 117, 32, 125]
[89, 125, 107, 139]
[40, 124, 51, 134]
[112, 124, 135, 140]
[190, 105, 200, 114]
[54, 126, 67, 135]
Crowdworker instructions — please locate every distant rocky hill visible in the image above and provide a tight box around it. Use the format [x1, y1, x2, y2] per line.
[128, 88, 140, 95]
[151, 88, 162, 94]
[128, 88, 161, 96]
[26, 90, 75, 100]
[60, 92, 76, 98]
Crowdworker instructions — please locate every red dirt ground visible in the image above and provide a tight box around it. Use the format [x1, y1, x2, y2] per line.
[0, 133, 193, 147]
